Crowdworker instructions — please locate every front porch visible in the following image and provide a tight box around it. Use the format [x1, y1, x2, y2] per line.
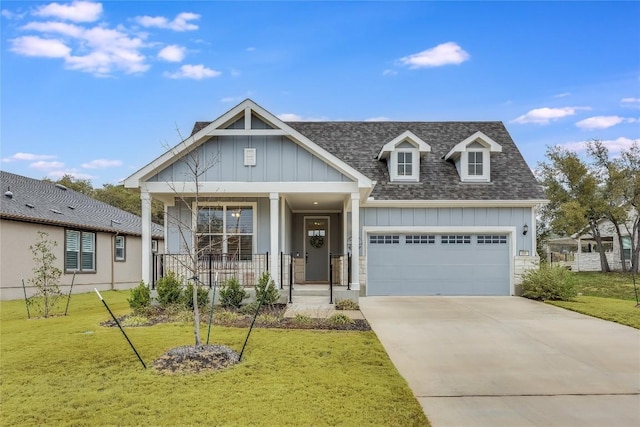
[152, 252, 357, 304]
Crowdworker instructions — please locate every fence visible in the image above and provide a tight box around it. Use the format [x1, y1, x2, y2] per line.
[152, 253, 269, 289]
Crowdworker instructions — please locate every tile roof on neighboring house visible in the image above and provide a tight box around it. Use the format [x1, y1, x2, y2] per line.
[0, 171, 163, 238]
[192, 120, 545, 201]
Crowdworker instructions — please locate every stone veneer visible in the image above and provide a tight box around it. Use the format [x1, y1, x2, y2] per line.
[514, 255, 540, 296]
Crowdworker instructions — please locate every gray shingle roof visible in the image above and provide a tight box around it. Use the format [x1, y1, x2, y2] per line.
[192, 120, 545, 201]
[0, 171, 163, 237]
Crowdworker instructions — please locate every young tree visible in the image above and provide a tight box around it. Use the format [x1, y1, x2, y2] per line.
[28, 231, 63, 317]
[538, 146, 611, 272]
[161, 128, 222, 346]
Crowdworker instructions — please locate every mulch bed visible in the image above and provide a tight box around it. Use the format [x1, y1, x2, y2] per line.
[101, 304, 370, 331]
[153, 345, 239, 375]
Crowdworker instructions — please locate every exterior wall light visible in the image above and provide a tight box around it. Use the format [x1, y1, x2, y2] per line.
[522, 224, 529, 236]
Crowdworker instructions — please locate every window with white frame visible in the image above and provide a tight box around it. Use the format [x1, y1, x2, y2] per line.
[196, 204, 254, 260]
[622, 236, 632, 261]
[406, 235, 435, 244]
[397, 151, 413, 177]
[468, 151, 484, 176]
[390, 147, 419, 182]
[477, 235, 507, 244]
[441, 235, 471, 244]
[114, 235, 126, 261]
[369, 235, 400, 244]
[65, 230, 96, 272]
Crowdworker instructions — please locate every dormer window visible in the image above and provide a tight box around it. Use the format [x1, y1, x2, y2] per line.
[398, 151, 413, 177]
[377, 131, 431, 183]
[444, 131, 502, 183]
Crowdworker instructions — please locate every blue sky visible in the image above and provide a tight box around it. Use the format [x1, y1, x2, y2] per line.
[1, 1, 639, 186]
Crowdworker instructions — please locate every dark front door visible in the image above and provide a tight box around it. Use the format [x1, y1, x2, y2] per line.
[304, 217, 329, 282]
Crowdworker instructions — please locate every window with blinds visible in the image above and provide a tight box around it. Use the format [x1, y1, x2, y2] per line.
[65, 230, 95, 272]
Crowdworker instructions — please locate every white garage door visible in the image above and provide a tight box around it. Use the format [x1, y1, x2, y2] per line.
[367, 233, 510, 296]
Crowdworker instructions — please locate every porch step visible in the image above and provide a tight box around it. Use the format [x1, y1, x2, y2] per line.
[287, 285, 347, 297]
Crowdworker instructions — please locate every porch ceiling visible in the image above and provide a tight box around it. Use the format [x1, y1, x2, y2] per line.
[285, 193, 347, 211]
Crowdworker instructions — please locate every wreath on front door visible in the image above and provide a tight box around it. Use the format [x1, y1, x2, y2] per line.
[310, 235, 324, 249]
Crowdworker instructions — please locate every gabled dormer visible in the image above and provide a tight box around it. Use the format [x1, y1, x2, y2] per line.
[444, 131, 502, 183]
[377, 131, 431, 182]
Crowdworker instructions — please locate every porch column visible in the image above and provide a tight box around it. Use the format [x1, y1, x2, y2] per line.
[350, 192, 360, 290]
[270, 192, 280, 287]
[140, 190, 152, 286]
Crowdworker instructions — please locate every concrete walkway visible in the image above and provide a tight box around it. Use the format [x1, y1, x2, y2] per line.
[360, 296, 640, 427]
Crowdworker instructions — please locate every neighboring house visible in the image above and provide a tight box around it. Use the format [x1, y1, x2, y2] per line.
[0, 171, 163, 300]
[547, 216, 636, 271]
[125, 99, 546, 297]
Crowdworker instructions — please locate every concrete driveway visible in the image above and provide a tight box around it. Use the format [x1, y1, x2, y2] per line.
[360, 296, 640, 427]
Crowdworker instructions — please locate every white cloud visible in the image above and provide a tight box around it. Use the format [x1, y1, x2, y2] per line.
[2, 153, 57, 163]
[135, 12, 200, 32]
[165, 64, 221, 79]
[2, 9, 26, 20]
[22, 21, 84, 37]
[399, 42, 470, 69]
[158, 44, 185, 62]
[365, 117, 391, 122]
[621, 97, 640, 104]
[553, 92, 571, 98]
[511, 106, 589, 124]
[560, 137, 640, 153]
[30, 160, 65, 169]
[14, 22, 150, 75]
[575, 115, 635, 130]
[246, 47, 256, 52]
[10, 35, 70, 57]
[34, 1, 103, 23]
[382, 69, 397, 76]
[81, 159, 122, 169]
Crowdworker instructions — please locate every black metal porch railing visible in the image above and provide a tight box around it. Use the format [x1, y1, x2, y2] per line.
[329, 253, 352, 304]
[152, 253, 269, 289]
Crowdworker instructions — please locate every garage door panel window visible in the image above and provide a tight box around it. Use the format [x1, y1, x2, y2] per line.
[477, 235, 507, 244]
[441, 235, 471, 244]
[406, 235, 435, 244]
[369, 235, 399, 244]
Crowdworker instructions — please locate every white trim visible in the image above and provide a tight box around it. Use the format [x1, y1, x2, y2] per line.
[206, 129, 288, 136]
[362, 225, 517, 296]
[444, 131, 502, 161]
[141, 181, 359, 195]
[363, 199, 549, 208]
[140, 191, 152, 285]
[270, 193, 280, 286]
[377, 130, 431, 160]
[124, 99, 374, 190]
[531, 205, 537, 255]
[303, 215, 331, 282]
[350, 192, 360, 290]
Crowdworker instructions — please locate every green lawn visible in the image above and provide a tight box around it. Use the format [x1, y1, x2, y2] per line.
[570, 272, 640, 300]
[1, 291, 429, 426]
[546, 272, 640, 329]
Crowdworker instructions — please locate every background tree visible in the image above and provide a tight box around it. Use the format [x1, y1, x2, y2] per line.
[537, 146, 611, 272]
[587, 139, 634, 271]
[616, 142, 640, 272]
[48, 175, 164, 224]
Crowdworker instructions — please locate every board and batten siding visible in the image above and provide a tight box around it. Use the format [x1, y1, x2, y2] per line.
[166, 198, 271, 254]
[361, 206, 534, 253]
[149, 135, 351, 183]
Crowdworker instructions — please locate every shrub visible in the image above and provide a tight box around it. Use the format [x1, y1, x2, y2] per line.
[292, 313, 313, 326]
[127, 281, 151, 313]
[215, 310, 241, 324]
[522, 263, 577, 301]
[257, 313, 280, 325]
[335, 299, 359, 311]
[180, 282, 210, 310]
[327, 313, 354, 326]
[219, 278, 248, 308]
[120, 315, 151, 327]
[255, 272, 280, 306]
[156, 271, 183, 308]
[239, 301, 260, 315]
